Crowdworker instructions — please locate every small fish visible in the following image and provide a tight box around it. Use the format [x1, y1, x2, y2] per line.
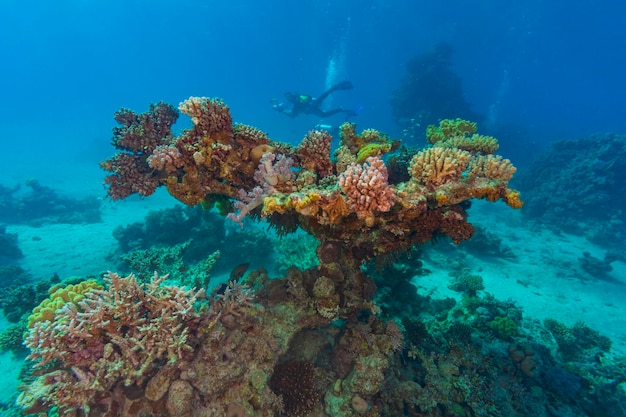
[230, 262, 250, 282]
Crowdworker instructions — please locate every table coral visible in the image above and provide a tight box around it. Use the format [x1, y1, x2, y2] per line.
[100, 97, 521, 316]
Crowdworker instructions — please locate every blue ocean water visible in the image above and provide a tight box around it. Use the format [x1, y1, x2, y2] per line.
[1, 1, 626, 415]
[2, 1, 626, 161]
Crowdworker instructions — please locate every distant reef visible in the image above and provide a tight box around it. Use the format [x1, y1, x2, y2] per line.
[0, 180, 101, 226]
[515, 133, 626, 247]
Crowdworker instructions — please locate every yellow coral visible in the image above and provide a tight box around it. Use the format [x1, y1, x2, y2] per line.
[262, 192, 323, 217]
[426, 118, 477, 144]
[409, 148, 472, 187]
[503, 189, 523, 209]
[28, 280, 102, 328]
[356, 142, 392, 164]
[339, 123, 392, 163]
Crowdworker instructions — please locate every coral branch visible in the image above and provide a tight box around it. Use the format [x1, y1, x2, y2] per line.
[21, 272, 204, 414]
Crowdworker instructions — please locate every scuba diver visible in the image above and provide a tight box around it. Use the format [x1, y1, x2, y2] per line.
[271, 81, 357, 118]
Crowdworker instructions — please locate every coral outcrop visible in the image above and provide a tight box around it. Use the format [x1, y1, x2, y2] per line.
[17, 97, 536, 417]
[101, 98, 520, 267]
[515, 133, 626, 247]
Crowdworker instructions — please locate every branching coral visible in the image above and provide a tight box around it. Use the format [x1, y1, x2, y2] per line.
[20, 272, 205, 415]
[147, 144, 184, 174]
[427, 118, 499, 154]
[337, 122, 394, 164]
[100, 102, 179, 200]
[406, 121, 521, 209]
[426, 118, 477, 145]
[179, 96, 232, 133]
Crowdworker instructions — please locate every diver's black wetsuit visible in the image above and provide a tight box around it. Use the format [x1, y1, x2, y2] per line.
[273, 81, 356, 118]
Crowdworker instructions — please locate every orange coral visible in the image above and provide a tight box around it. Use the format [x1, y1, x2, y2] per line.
[318, 191, 350, 225]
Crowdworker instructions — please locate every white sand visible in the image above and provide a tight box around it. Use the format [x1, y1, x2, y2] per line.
[416, 200, 626, 355]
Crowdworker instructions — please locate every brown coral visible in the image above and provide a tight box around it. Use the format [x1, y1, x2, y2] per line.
[468, 154, 517, 182]
[297, 130, 333, 178]
[434, 133, 499, 154]
[269, 361, 319, 416]
[179, 96, 233, 134]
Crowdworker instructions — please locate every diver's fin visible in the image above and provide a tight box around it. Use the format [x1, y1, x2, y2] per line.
[334, 80, 353, 90]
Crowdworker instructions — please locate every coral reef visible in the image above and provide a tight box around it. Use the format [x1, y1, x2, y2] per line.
[273, 231, 320, 272]
[515, 133, 626, 247]
[0, 180, 101, 225]
[111, 204, 276, 277]
[0, 320, 28, 355]
[17, 96, 626, 417]
[101, 98, 520, 289]
[17, 266, 626, 416]
[0, 225, 22, 263]
[19, 272, 205, 415]
[0, 273, 59, 323]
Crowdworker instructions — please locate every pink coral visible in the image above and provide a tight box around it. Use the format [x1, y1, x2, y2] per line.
[147, 144, 184, 174]
[338, 156, 396, 220]
[228, 153, 295, 226]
